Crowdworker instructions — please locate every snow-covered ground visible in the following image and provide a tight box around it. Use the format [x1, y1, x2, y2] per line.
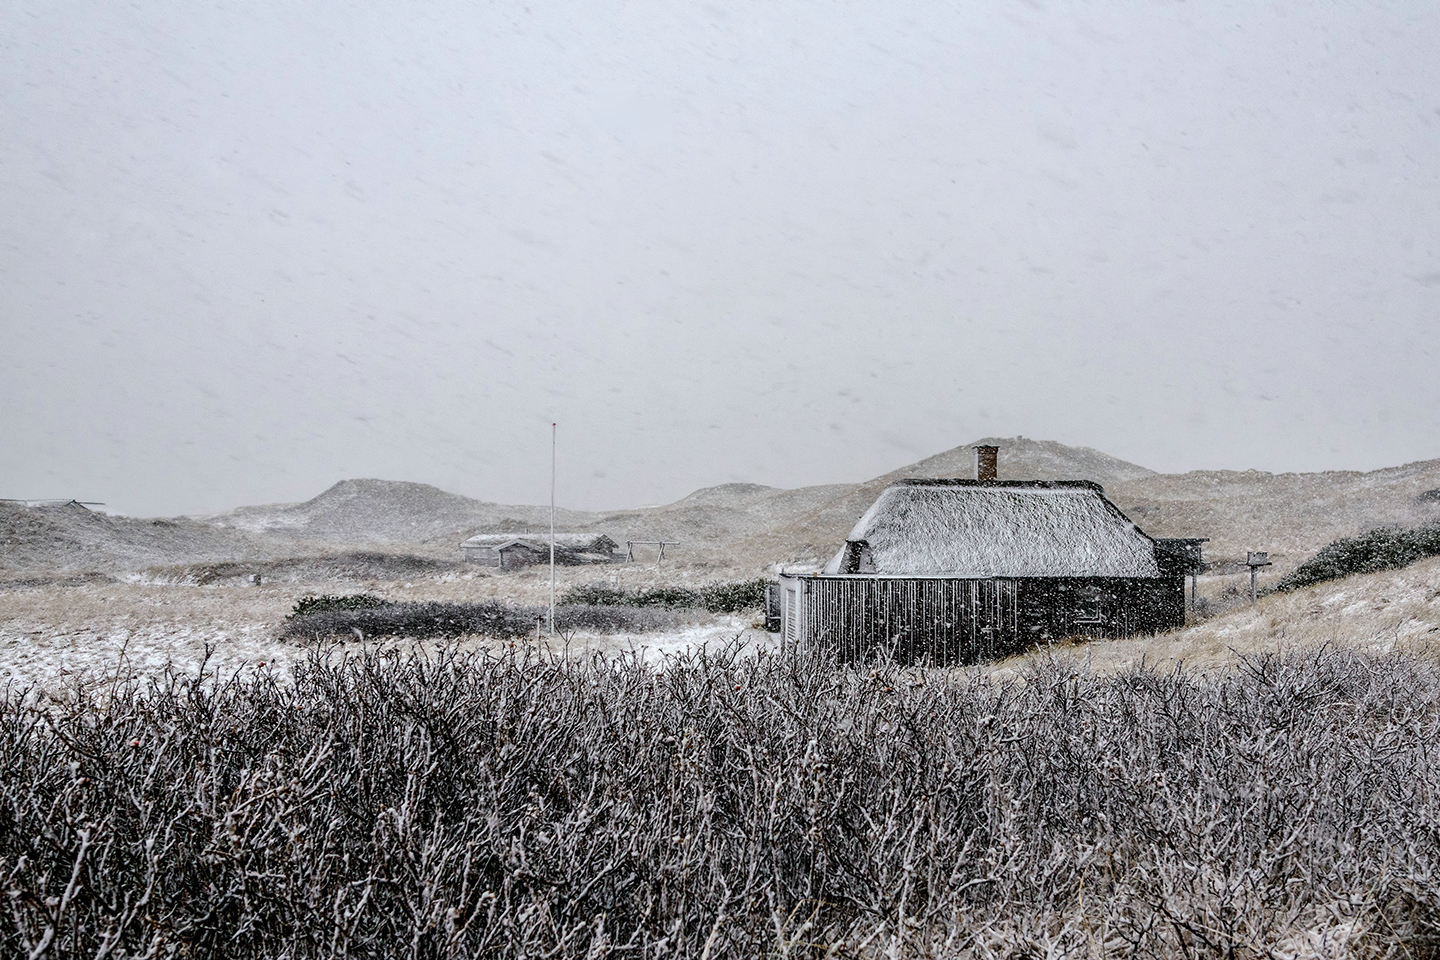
[0, 578, 773, 699]
[1, 582, 299, 698]
[4, 555, 1437, 698]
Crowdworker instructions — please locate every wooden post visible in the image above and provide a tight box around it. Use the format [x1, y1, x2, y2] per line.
[1245, 552, 1271, 602]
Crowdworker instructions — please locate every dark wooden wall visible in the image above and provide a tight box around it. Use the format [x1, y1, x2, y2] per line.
[792, 575, 1184, 665]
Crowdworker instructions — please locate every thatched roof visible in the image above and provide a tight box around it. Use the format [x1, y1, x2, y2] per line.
[821, 480, 1161, 578]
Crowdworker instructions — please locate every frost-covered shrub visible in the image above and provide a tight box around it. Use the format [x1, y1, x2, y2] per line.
[558, 583, 629, 606]
[4, 647, 1440, 957]
[697, 578, 768, 613]
[1274, 521, 1440, 592]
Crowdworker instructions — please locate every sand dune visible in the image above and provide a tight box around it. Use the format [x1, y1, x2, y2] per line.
[5, 437, 1438, 579]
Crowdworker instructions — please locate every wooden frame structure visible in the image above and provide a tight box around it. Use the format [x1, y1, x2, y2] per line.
[625, 540, 680, 563]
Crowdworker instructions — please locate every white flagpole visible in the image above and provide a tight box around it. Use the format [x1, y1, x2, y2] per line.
[549, 422, 556, 635]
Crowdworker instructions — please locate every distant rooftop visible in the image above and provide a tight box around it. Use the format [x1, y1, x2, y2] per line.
[460, 533, 613, 549]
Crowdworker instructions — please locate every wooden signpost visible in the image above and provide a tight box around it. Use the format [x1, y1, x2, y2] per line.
[1245, 551, 1272, 602]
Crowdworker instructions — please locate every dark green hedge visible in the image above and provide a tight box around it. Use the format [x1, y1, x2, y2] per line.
[281, 600, 684, 640]
[287, 593, 388, 619]
[559, 578, 769, 613]
[1274, 522, 1440, 592]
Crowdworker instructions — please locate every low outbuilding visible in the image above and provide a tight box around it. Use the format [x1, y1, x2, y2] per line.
[461, 533, 621, 569]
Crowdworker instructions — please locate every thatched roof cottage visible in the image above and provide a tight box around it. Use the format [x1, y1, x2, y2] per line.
[775, 458, 1202, 663]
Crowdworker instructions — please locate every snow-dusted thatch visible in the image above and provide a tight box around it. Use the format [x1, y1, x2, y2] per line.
[822, 480, 1161, 578]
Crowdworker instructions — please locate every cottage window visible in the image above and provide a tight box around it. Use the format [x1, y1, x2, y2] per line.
[1074, 585, 1104, 625]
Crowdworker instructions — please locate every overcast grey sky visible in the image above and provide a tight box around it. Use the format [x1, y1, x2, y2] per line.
[3, 1, 1438, 516]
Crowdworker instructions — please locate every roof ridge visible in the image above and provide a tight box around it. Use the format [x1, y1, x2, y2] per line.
[889, 478, 1105, 492]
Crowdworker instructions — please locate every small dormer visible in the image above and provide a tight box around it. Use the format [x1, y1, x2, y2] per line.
[839, 539, 876, 574]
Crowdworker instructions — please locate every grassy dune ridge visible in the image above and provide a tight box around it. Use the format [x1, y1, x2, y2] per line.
[3, 644, 1439, 957]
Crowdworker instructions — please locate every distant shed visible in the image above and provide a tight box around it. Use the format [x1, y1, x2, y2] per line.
[460, 533, 620, 569]
[776, 478, 1198, 664]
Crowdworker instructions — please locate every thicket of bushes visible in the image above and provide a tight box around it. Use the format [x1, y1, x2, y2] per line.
[694, 578, 770, 613]
[1274, 521, 1440, 592]
[561, 578, 768, 613]
[4, 646, 1439, 957]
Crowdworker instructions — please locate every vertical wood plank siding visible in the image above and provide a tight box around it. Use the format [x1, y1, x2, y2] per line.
[792, 576, 1184, 665]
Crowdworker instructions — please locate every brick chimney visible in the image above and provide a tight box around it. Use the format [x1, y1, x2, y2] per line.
[974, 444, 998, 482]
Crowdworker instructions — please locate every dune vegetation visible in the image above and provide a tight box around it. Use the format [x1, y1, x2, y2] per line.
[3, 642, 1438, 958]
[1274, 521, 1440, 593]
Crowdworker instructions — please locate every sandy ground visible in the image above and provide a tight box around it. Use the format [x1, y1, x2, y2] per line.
[3, 557, 1438, 699]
